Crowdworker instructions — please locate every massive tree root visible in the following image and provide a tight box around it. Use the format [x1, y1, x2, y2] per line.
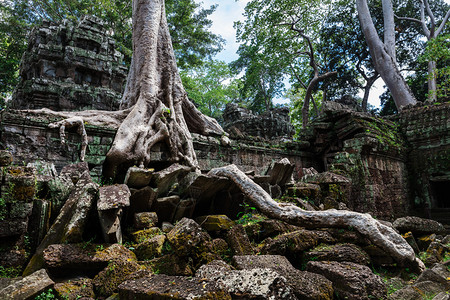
[208, 164, 425, 272]
[23, 0, 225, 175]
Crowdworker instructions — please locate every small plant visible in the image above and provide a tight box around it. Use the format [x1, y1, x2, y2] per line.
[34, 288, 56, 300]
[0, 266, 22, 277]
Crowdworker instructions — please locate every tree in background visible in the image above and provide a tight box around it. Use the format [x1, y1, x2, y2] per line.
[395, 0, 450, 101]
[0, 0, 224, 98]
[181, 60, 240, 121]
[233, 0, 335, 127]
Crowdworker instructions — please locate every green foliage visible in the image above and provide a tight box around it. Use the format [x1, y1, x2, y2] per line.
[233, 0, 332, 114]
[181, 60, 239, 121]
[421, 34, 450, 101]
[34, 288, 56, 300]
[235, 201, 266, 225]
[0, 0, 224, 96]
[0, 197, 7, 220]
[0, 265, 22, 277]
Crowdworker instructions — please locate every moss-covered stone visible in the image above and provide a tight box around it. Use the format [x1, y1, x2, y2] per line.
[54, 277, 95, 300]
[134, 234, 166, 260]
[130, 227, 162, 243]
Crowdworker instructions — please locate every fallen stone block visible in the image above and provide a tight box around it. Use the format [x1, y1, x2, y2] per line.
[118, 274, 231, 299]
[54, 277, 95, 300]
[0, 269, 54, 300]
[196, 215, 235, 232]
[166, 218, 212, 256]
[43, 243, 136, 276]
[0, 150, 13, 166]
[153, 195, 180, 223]
[303, 243, 371, 266]
[393, 216, 445, 236]
[267, 158, 294, 186]
[226, 224, 254, 255]
[98, 208, 123, 243]
[98, 184, 131, 210]
[150, 163, 191, 196]
[306, 261, 387, 299]
[124, 166, 153, 188]
[128, 186, 158, 214]
[133, 212, 158, 229]
[135, 234, 166, 260]
[172, 198, 196, 222]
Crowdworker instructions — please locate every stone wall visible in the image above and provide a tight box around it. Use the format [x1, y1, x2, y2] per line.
[0, 110, 320, 181]
[304, 105, 410, 220]
[10, 16, 127, 111]
[393, 103, 450, 222]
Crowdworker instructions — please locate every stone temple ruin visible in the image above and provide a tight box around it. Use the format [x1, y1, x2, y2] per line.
[0, 16, 450, 299]
[11, 16, 127, 111]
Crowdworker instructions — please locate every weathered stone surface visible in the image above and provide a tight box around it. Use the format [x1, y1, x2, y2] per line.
[0, 219, 28, 237]
[43, 243, 136, 275]
[0, 249, 27, 268]
[23, 170, 98, 275]
[197, 265, 296, 299]
[135, 234, 166, 260]
[124, 167, 153, 188]
[306, 261, 387, 300]
[128, 186, 158, 214]
[161, 221, 174, 233]
[151, 164, 191, 196]
[245, 219, 299, 242]
[302, 171, 351, 184]
[11, 16, 127, 111]
[223, 103, 295, 140]
[59, 162, 90, 183]
[54, 277, 95, 300]
[118, 274, 231, 299]
[97, 184, 131, 210]
[0, 150, 13, 166]
[388, 286, 422, 300]
[98, 208, 123, 243]
[267, 158, 294, 186]
[3, 166, 36, 202]
[133, 212, 158, 229]
[402, 231, 420, 254]
[211, 238, 229, 257]
[0, 269, 54, 300]
[415, 268, 450, 290]
[173, 198, 196, 222]
[232, 254, 334, 300]
[226, 224, 254, 255]
[144, 254, 194, 276]
[362, 244, 395, 266]
[417, 234, 437, 251]
[303, 243, 371, 266]
[196, 215, 235, 232]
[153, 195, 180, 223]
[433, 292, 450, 300]
[130, 227, 162, 244]
[166, 218, 211, 256]
[393, 216, 445, 235]
[93, 260, 143, 297]
[261, 229, 335, 256]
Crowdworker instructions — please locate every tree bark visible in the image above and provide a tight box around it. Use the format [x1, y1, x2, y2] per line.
[208, 164, 425, 272]
[356, 0, 417, 110]
[25, 0, 227, 176]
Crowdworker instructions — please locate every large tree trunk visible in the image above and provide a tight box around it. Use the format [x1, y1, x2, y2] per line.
[356, 0, 417, 110]
[26, 0, 226, 176]
[208, 164, 425, 272]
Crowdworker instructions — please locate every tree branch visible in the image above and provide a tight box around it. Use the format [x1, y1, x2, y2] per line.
[435, 8, 450, 36]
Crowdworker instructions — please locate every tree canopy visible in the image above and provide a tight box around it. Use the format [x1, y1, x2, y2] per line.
[0, 0, 224, 99]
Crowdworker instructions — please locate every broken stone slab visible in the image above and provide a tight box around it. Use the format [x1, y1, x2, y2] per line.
[130, 227, 162, 243]
[303, 243, 371, 266]
[97, 184, 131, 210]
[196, 264, 296, 299]
[161, 221, 174, 233]
[232, 255, 334, 300]
[93, 260, 143, 298]
[306, 261, 387, 300]
[261, 229, 335, 256]
[266, 158, 294, 186]
[0, 269, 54, 300]
[133, 212, 158, 229]
[0, 150, 13, 166]
[98, 208, 123, 243]
[172, 198, 196, 222]
[302, 171, 351, 184]
[153, 195, 180, 223]
[134, 234, 166, 260]
[150, 163, 191, 196]
[196, 215, 235, 232]
[166, 217, 212, 256]
[124, 166, 153, 188]
[128, 186, 158, 214]
[143, 254, 194, 276]
[54, 277, 95, 300]
[3, 166, 36, 202]
[226, 224, 254, 255]
[118, 274, 231, 299]
[181, 173, 231, 203]
[23, 170, 98, 276]
[43, 243, 136, 276]
[393, 216, 445, 236]
[244, 219, 300, 242]
[0, 218, 28, 237]
[59, 162, 90, 184]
